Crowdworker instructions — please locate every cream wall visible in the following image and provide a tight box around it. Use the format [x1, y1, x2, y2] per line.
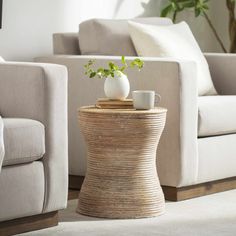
[0, 0, 153, 61]
[0, 0, 230, 61]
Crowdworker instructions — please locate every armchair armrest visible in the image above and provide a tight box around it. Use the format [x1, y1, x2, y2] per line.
[36, 55, 198, 187]
[205, 53, 236, 95]
[0, 62, 68, 212]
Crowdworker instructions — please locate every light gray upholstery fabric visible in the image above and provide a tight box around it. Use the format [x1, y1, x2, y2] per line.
[198, 134, 236, 184]
[198, 96, 236, 137]
[36, 50, 236, 188]
[36, 55, 198, 187]
[128, 21, 217, 96]
[2, 118, 45, 167]
[0, 117, 4, 172]
[78, 18, 172, 56]
[0, 62, 68, 213]
[0, 162, 44, 221]
[53, 33, 80, 55]
[205, 53, 236, 95]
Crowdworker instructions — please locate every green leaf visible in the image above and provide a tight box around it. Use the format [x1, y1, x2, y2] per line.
[108, 62, 118, 71]
[202, 4, 209, 10]
[109, 62, 114, 70]
[121, 56, 126, 65]
[84, 56, 143, 80]
[120, 66, 126, 72]
[97, 68, 104, 73]
[88, 60, 95, 66]
[171, 2, 177, 11]
[89, 72, 96, 78]
[114, 65, 119, 70]
[161, 4, 173, 17]
[195, 8, 201, 17]
[130, 58, 144, 70]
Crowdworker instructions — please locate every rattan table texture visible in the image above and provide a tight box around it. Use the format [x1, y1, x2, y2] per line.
[77, 106, 167, 219]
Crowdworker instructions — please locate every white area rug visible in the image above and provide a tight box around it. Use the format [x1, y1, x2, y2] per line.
[21, 190, 236, 236]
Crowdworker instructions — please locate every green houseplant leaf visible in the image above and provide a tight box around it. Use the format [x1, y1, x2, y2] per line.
[84, 56, 144, 80]
[160, 0, 228, 53]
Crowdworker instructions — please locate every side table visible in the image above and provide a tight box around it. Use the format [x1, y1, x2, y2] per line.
[77, 106, 167, 219]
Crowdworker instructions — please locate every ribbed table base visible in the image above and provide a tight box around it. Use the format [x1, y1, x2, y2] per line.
[77, 107, 167, 219]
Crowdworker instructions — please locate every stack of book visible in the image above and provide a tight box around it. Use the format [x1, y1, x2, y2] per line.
[96, 98, 133, 109]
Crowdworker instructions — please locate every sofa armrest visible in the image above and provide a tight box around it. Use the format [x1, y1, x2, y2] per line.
[35, 55, 198, 187]
[0, 117, 4, 173]
[0, 62, 68, 212]
[53, 33, 80, 55]
[205, 53, 236, 95]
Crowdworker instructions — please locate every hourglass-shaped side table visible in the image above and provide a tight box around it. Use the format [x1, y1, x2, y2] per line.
[77, 106, 167, 219]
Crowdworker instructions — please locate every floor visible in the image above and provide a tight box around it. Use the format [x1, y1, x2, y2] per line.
[67, 189, 79, 200]
[20, 190, 236, 236]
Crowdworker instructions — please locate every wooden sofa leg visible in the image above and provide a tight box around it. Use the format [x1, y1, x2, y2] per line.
[0, 211, 58, 236]
[69, 175, 236, 201]
[162, 176, 236, 201]
[69, 175, 84, 190]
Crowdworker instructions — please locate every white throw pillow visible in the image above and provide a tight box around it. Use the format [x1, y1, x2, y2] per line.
[0, 56, 5, 62]
[128, 21, 217, 96]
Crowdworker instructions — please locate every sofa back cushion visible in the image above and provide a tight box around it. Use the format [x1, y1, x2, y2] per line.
[128, 21, 217, 96]
[78, 18, 172, 56]
[53, 33, 80, 55]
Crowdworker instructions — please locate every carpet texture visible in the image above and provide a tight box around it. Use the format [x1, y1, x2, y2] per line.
[21, 190, 236, 236]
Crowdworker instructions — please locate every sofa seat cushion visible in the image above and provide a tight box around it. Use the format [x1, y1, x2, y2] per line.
[198, 96, 236, 137]
[2, 118, 45, 167]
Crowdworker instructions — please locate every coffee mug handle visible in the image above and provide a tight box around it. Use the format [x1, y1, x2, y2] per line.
[155, 93, 161, 104]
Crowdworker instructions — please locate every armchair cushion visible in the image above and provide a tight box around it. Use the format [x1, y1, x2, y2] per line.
[2, 118, 45, 167]
[78, 18, 172, 56]
[198, 96, 236, 137]
[128, 21, 217, 96]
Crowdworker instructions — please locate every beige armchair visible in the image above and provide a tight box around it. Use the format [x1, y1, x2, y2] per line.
[36, 18, 236, 201]
[0, 60, 68, 235]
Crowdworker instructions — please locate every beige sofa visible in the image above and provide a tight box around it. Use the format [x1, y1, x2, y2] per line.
[36, 18, 236, 200]
[0, 60, 68, 235]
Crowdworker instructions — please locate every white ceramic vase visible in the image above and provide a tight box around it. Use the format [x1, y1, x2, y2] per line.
[104, 71, 130, 100]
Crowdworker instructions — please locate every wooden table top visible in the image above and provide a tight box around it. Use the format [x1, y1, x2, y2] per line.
[79, 106, 167, 114]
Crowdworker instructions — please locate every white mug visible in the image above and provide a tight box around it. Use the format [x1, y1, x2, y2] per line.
[132, 90, 161, 110]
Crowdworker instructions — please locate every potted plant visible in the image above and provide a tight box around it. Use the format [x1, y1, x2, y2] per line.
[161, 0, 236, 53]
[84, 56, 144, 100]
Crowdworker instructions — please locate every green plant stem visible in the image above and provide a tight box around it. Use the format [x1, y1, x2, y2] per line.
[203, 12, 228, 53]
[226, 0, 235, 21]
[172, 11, 177, 23]
[226, 0, 236, 53]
